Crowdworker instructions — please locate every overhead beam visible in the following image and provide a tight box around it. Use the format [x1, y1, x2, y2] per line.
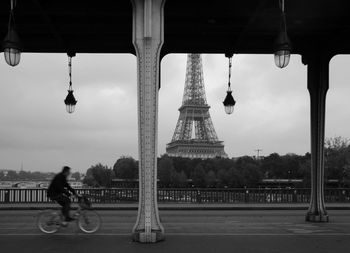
[31, 0, 66, 51]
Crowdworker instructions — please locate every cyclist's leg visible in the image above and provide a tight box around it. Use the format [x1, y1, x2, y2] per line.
[51, 195, 70, 220]
[63, 195, 72, 219]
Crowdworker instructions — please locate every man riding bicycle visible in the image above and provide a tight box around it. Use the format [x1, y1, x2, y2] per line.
[47, 166, 79, 222]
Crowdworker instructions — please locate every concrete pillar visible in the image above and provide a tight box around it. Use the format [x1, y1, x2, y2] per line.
[305, 53, 332, 222]
[131, 0, 165, 243]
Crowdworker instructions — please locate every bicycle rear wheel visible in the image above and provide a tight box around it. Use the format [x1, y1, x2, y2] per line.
[77, 210, 101, 233]
[37, 210, 61, 234]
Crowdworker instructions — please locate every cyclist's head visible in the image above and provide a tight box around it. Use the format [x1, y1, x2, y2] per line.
[62, 166, 71, 177]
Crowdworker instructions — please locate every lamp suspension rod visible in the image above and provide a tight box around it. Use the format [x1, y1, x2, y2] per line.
[279, 0, 287, 33]
[279, 0, 285, 13]
[228, 56, 232, 89]
[68, 56, 72, 90]
[8, 0, 15, 32]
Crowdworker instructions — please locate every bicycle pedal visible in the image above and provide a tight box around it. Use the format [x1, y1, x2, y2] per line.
[61, 222, 69, 227]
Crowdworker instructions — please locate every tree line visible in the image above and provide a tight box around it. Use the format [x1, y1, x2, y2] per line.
[82, 137, 350, 188]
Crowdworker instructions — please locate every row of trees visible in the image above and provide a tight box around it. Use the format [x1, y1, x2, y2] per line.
[83, 154, 303, 188]
[157, 155, 296, 188]
[82, 137, 350, 188]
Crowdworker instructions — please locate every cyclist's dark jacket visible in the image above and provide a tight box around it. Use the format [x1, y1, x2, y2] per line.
[47, 172, 76, 198]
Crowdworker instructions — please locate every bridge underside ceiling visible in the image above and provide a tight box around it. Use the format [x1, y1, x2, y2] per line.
[0, 0, 349, 55]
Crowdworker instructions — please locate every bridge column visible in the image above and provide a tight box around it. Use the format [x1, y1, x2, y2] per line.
[131, 0, 165, 243]
[305, 53, 331, 222]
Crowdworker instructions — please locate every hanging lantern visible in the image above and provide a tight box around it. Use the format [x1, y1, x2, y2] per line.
[2, 0, 22, 67]
[64, 53, 77, 114]
[223, 89, 236, 115]
[64, 89, 77, 114]
[223, 54, 236, 115]
[274, 0, 292, 68]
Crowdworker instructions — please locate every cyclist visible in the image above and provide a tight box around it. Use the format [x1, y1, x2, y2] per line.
[47, 166, 79, 222]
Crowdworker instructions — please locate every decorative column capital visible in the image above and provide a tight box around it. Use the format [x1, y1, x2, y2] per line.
[301, 52, 334, 66]
[306, 53, 331, 93]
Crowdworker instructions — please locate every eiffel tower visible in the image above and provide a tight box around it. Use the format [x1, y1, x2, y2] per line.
[166, 54, 227, 159]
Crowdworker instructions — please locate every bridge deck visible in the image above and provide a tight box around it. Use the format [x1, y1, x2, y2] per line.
[0, 210, 349, 252]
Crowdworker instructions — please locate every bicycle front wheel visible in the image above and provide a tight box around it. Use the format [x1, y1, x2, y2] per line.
[37, 210, 61, 234]
[78, 210, 101, 233]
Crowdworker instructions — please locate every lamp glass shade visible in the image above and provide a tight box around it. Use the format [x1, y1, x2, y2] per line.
[66, 104, 75, 114]
[64, 90, 77, 114]
[224, 104, 234, 115]
[273, 20, 292, 69]
[223, 90, 236, 115]
[4, 47, 21, 66]
[274, 50, 290, 68]
[2, 28, 22, 67]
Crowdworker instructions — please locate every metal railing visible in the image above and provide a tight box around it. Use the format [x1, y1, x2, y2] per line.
[0, 188, 349, 204]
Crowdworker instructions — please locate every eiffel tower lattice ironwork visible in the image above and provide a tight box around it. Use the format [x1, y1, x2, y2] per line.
[166, 54, 227, 159]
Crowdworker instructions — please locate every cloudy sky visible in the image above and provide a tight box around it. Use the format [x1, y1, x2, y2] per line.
[0, 53, 349, 173]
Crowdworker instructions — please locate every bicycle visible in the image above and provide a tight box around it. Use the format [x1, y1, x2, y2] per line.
[37, 195, 101, 234]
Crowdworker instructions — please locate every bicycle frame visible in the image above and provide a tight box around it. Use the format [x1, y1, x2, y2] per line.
[38, 195, 100, 234]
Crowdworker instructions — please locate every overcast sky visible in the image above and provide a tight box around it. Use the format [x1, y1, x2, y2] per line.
[0, 53, 349, 173]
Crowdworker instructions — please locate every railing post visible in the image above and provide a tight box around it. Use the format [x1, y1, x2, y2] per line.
[293, 189, 297, 203]
[244, 189, 249, 203]
[4, 190, 9, 203]
[196, 189, 201, 203]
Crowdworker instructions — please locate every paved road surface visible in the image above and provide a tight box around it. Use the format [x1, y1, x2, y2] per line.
[0, 210, 349, 253]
